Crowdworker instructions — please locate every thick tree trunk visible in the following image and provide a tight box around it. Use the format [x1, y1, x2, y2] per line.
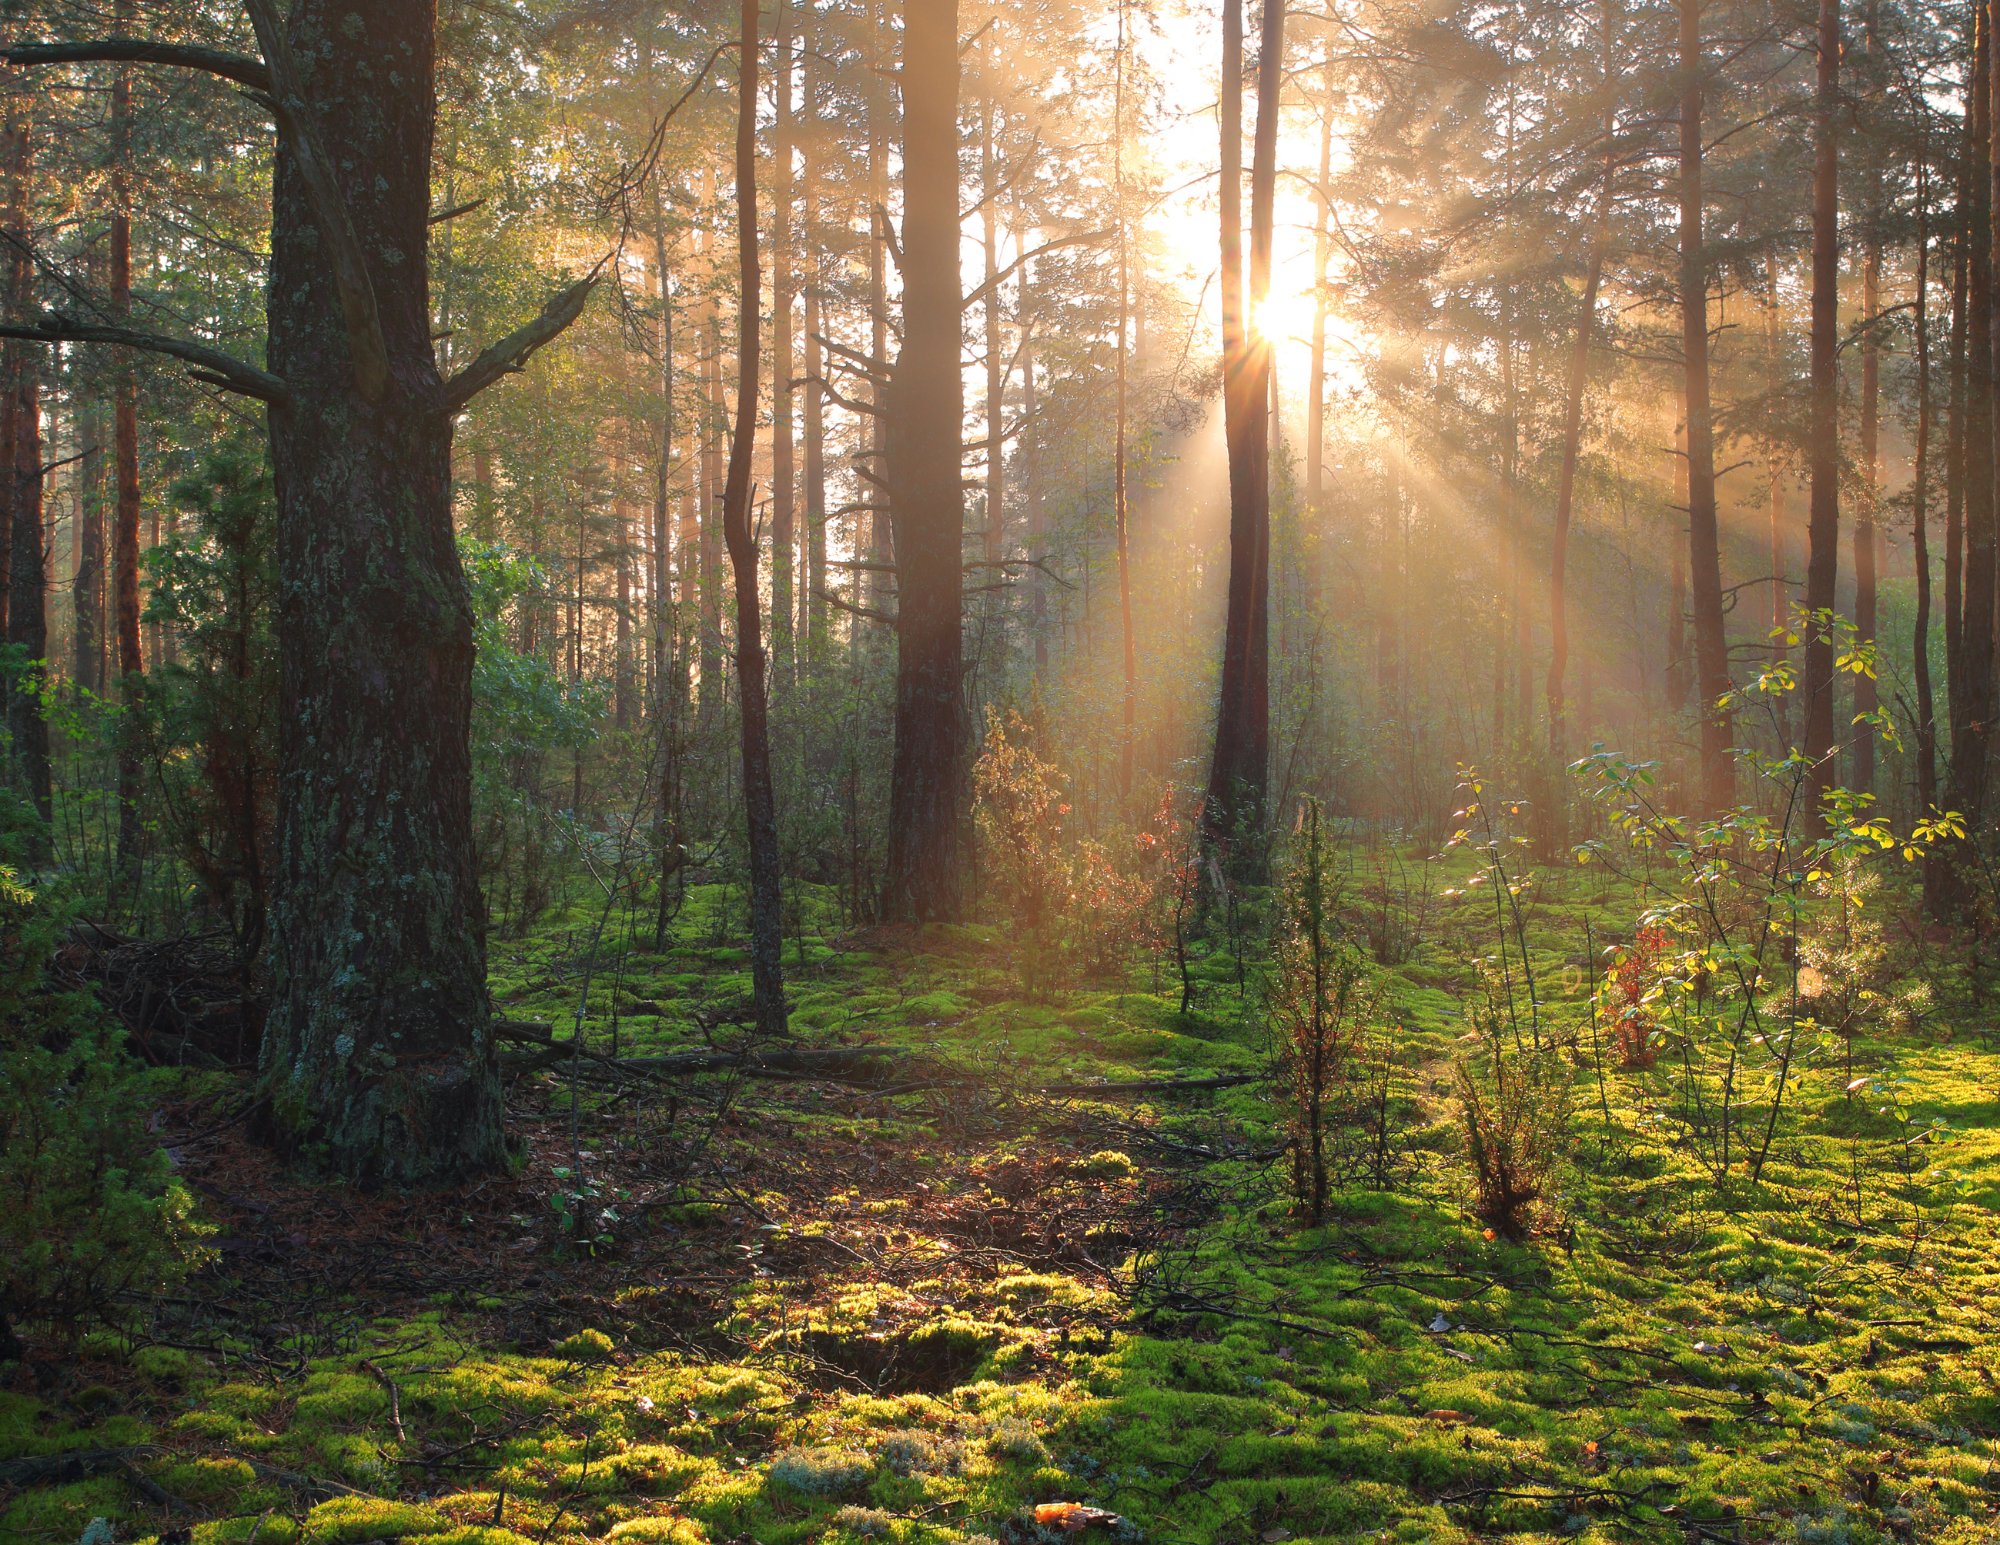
[1680, 0, 1731, 815]
[1202, 0, 1279, 867]
[720, 0, 785, 1036]
[882, 0, 966, 922]
[255, 0, 503, 1187]
[1803, 0, 1844, 837]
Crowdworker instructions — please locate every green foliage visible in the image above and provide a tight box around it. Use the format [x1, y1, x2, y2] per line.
[1271, 798, 1379, 1223]
[1453, 1007, 1572, 1242]
[0, 872, 212, 1348]
[460, 539, 607, 762]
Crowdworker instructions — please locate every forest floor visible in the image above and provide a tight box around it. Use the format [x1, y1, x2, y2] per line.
[8, 843, 2000, 1545]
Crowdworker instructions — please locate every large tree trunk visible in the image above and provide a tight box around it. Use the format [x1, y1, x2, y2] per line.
[1202, 0, 1279, 866]
[1680, 0, 1731, 816]
[1803, 0, 1844, 837]
[255, 0, 503, 1187]
[720, 0, 785, 1035]
[882, 0, 965, 922]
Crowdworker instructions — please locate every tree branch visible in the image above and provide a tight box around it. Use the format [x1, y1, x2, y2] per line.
[441, 261, 605, 412]
[961, 229, 1114, 312]
[3, 38, 270, 91]
[0, 314, 287, 404]
[243, 0, 390, 403]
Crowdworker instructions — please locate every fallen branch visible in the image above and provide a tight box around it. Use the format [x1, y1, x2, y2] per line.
[1036, 1075, 1260, 1098]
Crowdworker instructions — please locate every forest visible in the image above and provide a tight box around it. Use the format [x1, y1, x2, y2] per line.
[6, 0, 2000, 1540]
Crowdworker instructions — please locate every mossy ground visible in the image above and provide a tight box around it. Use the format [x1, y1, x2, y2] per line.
[8, 852, 2000, 1545]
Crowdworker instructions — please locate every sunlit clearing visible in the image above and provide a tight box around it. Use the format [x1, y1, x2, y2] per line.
[1253, 287, 1317, 344]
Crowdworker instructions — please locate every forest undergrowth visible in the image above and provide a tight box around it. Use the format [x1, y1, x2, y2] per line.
[8, 828, 2000, 1545]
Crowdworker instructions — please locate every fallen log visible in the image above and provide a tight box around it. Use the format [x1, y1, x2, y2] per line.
[495, 1023, 917, 1085]
[1035, 1074, 1260, 1098]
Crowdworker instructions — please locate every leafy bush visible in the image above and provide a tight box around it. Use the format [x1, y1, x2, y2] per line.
[971, 711, 1150, 994]
[1453, 1008, 1571, 1241]
[0, 870, 212, 1351]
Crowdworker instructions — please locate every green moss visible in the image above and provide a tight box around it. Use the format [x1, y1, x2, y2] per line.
[554, 1327, 617, 1360]
[302, 1497, 451, 1544]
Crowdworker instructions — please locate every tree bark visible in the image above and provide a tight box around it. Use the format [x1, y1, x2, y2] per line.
[1680, 0, 1732, 815]
[883, 0, 966, 921]
[110, 3, 144, 891]
[1951, 0, 1994, 857]
[2, 93, 46, 852]
[1113, 7, 1136, 804]
[255, 0, 504, 1186]
[74, 392, 104, 697]
[769, 0, 795, 692]
[1202, 0, 1279, 867]
[1916, 180, 1943, 909]
[1946, 129, 1969, 719]
[720, 0, 785, 1036]
[1766, 253, 1790, 747]
[1307, 52, 1332, 524]
[1803, 0, 1844, 837]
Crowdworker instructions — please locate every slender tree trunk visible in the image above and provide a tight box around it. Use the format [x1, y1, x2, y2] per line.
[1766, 253, 1790, 747]
[1946, 138, 1969, 717]
[75, 392, 104, 697]
[1203, 0, 1279, 865]
[770, 0, 795, 691]
[883, 0, 966, 921]
[615, 500, 634, 730]
[865, 0, 892, 625]
[1114, 5, 1135, 803]
[801, 32, 827, 675]
[699, 161, 725, 711]
[1023, 259, 1045, 675]
[720, 0, 785, 1034]
[256, 0, 503, 1186]
[1804, 0, 1845, 836]
[1307, 52, 1332, 522]
[7, 238, 48, 851]
[1681, 0, 1731, 814]
[110, 4, 144, 890]
[1917, 181, 1944, 911]
[1547, 218, 1609, 760]
[1952, 0, 1995, 855]
[650, 166, 683, 951]
[1669, 411, 1689, 716]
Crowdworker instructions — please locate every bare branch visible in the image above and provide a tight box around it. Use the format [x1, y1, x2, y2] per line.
[428, 197, 488, 226]
[442, 260, 606, 412]
[243, 0, 390, 403]
[815, 587, 895, 625]
[4, 38, 270, 91]
[960, 229, 1114, 312]
[0, 313, 288, 404]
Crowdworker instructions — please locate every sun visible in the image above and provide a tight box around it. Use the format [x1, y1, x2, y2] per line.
[1253, 288, 1317, 344]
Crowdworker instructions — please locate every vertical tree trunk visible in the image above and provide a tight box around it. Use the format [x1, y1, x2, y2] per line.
[801, 31, 826, 674]
[1946, 136, 1969, 716]
[7, 272, 48, 850]
[1850, 0, 1883, 795]
[1202, 0, 1279, 864]
[1113, 6, 1136, 803]
[1023, 260, 1045, 676]
[1803, 0, 1845, 836]
[1306, 52, 1331, 523]
[1546, 203, 1609, 759]
[720, 0, 785, 1034]
[615, 499, 634, 730]
[1952, 0, 1994, 851]
[1765, 253, 1790, 747]
[1916, 182, 1944, 906]
[75, 392, 104, 696]
[650, 170, 683, 951]
[110, 3, 144, 888]
[1668, 411, 1690, 715]
[256, 0, 503, 1186]
[769, 0, 795, 692]
[699, 160, 725, 710]
[883, 0, 966, 921]
[1680, 0, 1732, 815]
[865, 0, 892, 625]
[980, 56, 1005, 592]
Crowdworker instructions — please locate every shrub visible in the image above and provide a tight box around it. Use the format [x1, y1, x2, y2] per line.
[1271, 800, 1378, 1224]
[1453, 1008, 1571, 1241]
[1602, 925, 1672, 1070]
[971, 711, 1150, 993]
[0, 870, 212, 1353]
